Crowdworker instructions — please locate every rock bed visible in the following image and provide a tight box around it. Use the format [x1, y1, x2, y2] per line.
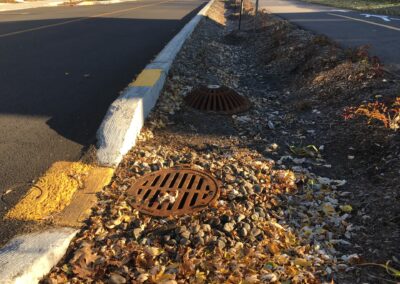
[42, 0, 391, 283]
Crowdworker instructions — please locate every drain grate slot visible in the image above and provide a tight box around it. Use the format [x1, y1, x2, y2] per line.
[188, 175, 196, 189]
[126, 167, 220, 217]
[160, 173, 171, 187]
[190, 193, 199, 206]
[151, 176, 160, 186]
[169, 173, 179, 188]
[142, 189, 151, 201]
[178, 173, 188, 188]
[184, 85, 251, 114]
[148, 190, 161, 207]
[178, 192, 189, 209]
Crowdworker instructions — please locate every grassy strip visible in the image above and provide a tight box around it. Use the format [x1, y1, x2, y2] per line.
[302, 0, 400, 16]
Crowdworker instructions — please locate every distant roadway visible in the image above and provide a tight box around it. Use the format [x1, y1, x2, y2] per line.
[258, 0, 400, 72]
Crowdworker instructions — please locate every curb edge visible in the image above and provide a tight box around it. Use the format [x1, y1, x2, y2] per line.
[96, 0, 214, 167]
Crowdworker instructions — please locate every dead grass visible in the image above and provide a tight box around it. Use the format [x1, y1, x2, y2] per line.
[344, 97, 400, 130]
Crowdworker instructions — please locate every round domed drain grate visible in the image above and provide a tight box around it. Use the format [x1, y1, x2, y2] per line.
[126, 166, 220, 217]
[184, 85, 251, 114]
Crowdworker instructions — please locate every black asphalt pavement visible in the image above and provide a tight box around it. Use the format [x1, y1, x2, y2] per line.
[0, 0, 205, 243]
[258, 0, 400, 71]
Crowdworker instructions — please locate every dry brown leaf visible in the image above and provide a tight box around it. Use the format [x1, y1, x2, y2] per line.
[267, 242, 280, 255]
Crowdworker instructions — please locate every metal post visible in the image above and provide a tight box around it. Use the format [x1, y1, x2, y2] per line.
[238, 0, 244, 30]
[254, 0, 259, 31]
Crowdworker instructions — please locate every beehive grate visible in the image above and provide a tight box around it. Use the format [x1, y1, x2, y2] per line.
[184, 85, 251, 114]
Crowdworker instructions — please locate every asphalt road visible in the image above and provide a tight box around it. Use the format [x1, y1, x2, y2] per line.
[0, 0, 205, 241]
[258, 0, 400, 72]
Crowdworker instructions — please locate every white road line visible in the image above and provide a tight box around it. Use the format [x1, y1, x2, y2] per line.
[328, 12, 400, 32]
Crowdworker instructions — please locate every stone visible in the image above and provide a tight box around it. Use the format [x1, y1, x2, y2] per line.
[180, 230, 191, 239]
[253, 185, 262, 193]
[220, 214, 231, 223]
[223, 222, 235, 233]
[261, 273, 278, 282]
[193, 236, 205, 246]
[217, 240, 226, 249]
[191, 224, 201, 234]
[242, 223, 251, 232]
[237, 214, 246, 222]
[238, 228, 248, 237]
[210, 217, 221, 227]
[179, 238, 190, 246]
[202, 224, 212, 233]
[175, 225, 187, 234]
[196, 230, 205, 238]
[251, 213, 259, 221]
[251, 227, 262, 237]
[109, 273, 127, 284]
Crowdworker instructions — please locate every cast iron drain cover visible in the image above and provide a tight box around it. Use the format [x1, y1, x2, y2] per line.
[126, 166, 220, 217]
[184, 85, 251, 114]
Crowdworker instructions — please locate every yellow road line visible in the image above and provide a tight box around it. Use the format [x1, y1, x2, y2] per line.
[0, 0, 175, 38]
[328, 12, 400, 32]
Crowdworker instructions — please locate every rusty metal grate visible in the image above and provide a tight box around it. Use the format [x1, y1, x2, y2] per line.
[184, 85, 251, 114]
[126, 166, 220, 217]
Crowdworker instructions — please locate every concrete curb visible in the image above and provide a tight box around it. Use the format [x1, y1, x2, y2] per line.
[0, 228, 78, 284]
[96, 0, 214, 166]
[0, 0, 63, 12]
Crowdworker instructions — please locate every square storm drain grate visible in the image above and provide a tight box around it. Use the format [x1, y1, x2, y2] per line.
[126, 166, 220, 217]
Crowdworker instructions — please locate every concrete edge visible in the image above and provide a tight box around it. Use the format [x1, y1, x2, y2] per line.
[0, 1, 63, 12]
[0, 228, 78, 284]
[96, 0, 215, 167]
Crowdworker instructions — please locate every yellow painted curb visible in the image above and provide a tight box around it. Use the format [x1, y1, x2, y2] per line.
[53, 166, 114, 227]
[131, 69, 162, 87]
[6, 162, 92, 221]
[5, 162, 114, 225]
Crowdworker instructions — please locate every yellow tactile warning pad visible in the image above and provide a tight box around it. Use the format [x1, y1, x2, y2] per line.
[6, 161, 93, 221]
[131, 69, 162, 87]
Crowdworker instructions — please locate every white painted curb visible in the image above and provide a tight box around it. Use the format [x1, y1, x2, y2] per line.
[96, 0, 215, 166]
[0, 228, 78, 284]
[0, 1, 63, 12]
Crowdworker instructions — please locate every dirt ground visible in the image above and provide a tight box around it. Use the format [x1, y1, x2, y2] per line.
[43, 0, 399, 283]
